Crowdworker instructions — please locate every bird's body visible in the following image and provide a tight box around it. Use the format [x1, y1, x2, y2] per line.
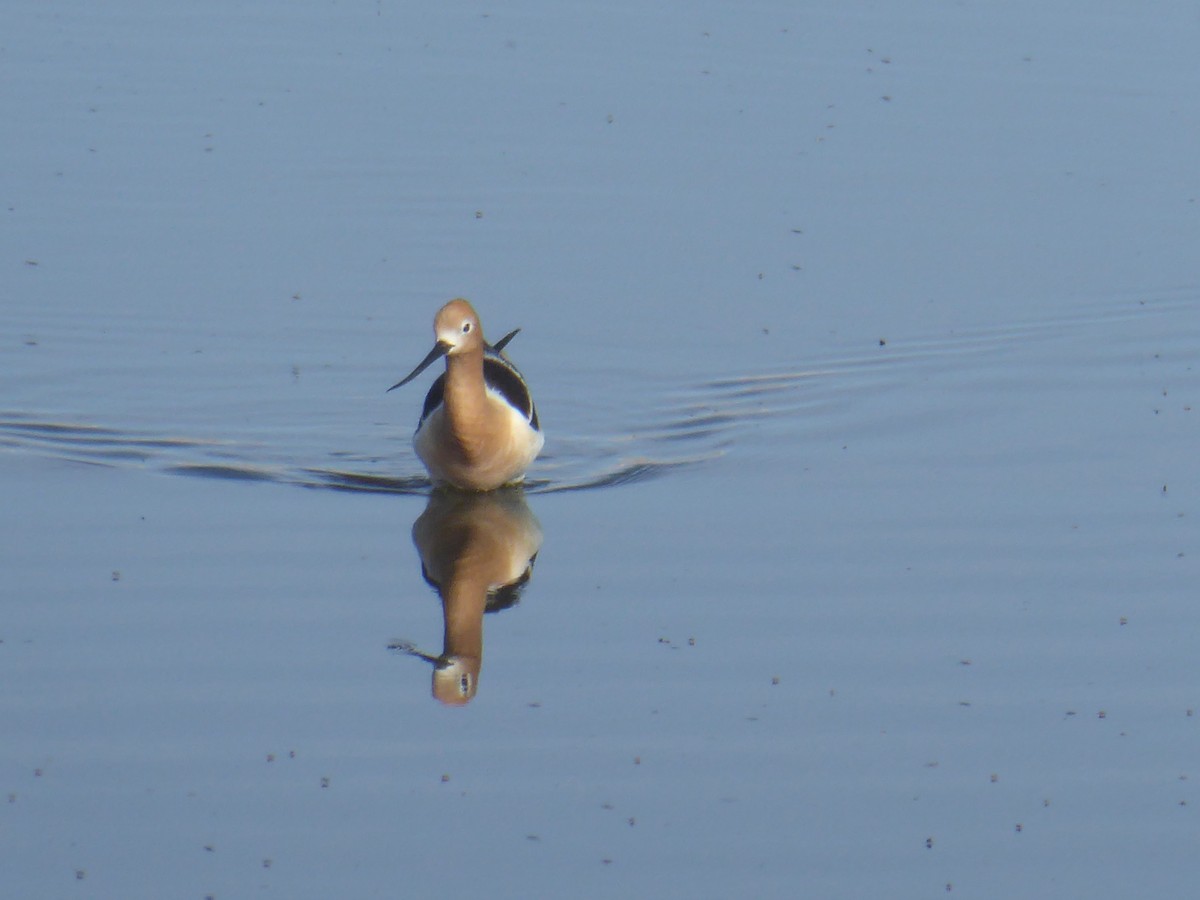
[389, 299, 543, 491]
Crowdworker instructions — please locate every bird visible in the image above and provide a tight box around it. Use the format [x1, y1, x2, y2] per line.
[387, 299, 543, 491]
[393, 487, 544, 705]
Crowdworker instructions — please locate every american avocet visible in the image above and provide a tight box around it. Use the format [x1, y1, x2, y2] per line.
[393, 488, 542, 705]
[388, 299, 543, 491]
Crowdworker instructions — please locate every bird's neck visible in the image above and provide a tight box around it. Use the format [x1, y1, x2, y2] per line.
[443, 351, 490, 453]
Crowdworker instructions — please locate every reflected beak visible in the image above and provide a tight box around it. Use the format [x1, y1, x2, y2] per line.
[387, 341, 450, 392]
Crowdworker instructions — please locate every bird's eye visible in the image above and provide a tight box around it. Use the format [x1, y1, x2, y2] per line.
[462, 322, 472, 333]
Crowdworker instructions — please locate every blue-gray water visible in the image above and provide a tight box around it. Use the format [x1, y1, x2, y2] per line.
[3, 2, 1198, 897]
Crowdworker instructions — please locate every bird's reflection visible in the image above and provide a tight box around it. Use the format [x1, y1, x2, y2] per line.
[392, 487, 542, 705]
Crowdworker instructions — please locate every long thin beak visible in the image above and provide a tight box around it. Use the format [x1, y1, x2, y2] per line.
[387, 639, 441, 665]
[387, 341, 449, 392]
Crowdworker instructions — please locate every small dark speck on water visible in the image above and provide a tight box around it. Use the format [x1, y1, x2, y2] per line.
[111, 570, 121, 582]
[990, 773, 999, 783]
[320, 776, 330, 788]
[440, 773, 450, 783]
[75, 870, 86, 880]
[1015, 823, 1023, 833]
[771, 676, 781, 685]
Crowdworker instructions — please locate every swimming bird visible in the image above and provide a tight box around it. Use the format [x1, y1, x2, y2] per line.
[388, 299, 543, 491]
[393, 487, 544, 705]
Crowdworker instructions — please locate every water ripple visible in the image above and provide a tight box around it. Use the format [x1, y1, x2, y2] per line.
[2, 295, 1192, 494]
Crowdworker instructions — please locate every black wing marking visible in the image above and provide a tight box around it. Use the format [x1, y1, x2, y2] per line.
[483, 352, 540, 431]
[419, 374, 446, 427]
[491, 328, 520, 353]
[421, 557, 536, 612]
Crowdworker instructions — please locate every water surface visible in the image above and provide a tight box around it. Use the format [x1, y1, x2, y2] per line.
[3, 2, 1198, 897]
